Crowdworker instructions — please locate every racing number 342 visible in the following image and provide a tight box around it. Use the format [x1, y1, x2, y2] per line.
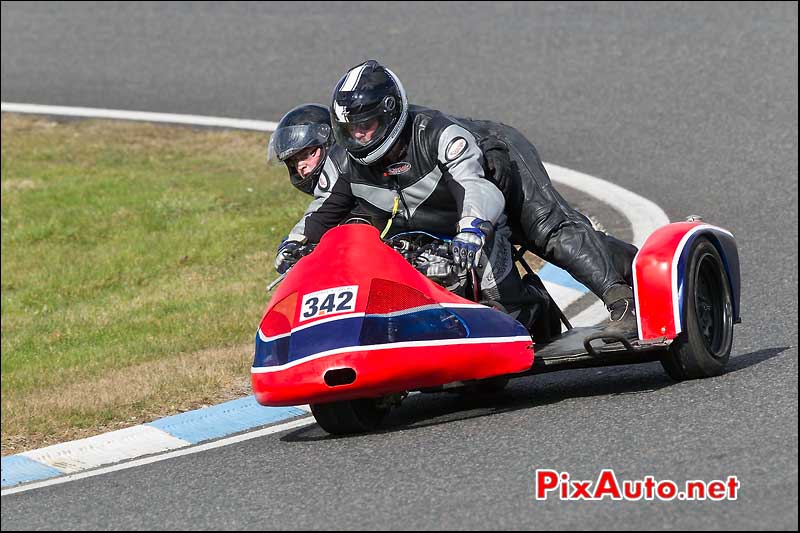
[301, 287, 356, 320]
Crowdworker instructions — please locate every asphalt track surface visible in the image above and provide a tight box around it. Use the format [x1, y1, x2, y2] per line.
[1, 2, 797, 530]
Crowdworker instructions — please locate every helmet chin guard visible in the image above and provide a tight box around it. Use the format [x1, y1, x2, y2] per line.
[331, 61, 408, 165]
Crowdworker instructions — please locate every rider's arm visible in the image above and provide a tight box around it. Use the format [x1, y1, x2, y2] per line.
[301, 172, 356, 244]
[436, 123, 505, 227]
[287, 158, 340, 242]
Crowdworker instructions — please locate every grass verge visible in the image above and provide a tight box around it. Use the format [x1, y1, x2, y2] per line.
[1, 114, 306, 454]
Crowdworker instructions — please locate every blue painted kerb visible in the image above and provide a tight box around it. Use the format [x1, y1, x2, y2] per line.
[146, 396, 306, 444]
[2, 456, 64, 488]
[2, 264, 585, 489]
[538, 263, 591, 293]
[2, 397, 307, 488]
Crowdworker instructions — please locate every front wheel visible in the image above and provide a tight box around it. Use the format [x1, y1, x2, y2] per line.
[310, 398, 388, 435]
[660, 237, 734, 380]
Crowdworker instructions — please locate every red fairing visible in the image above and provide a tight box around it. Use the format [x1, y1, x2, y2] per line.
[634, 222, 702, 340]
[633, 221, 738, 341]
[266, 225, 472, 328]
[252, 339, 533, 406]
[253, 224, 533, 406]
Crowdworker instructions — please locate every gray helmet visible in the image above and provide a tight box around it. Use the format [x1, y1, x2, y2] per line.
[268, 103, 332, 195]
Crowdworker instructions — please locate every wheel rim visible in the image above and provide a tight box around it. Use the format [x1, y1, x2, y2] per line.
[694, 253, 731, 357]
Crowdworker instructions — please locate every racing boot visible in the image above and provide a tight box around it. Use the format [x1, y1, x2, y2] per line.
[600, 284, 638, 342]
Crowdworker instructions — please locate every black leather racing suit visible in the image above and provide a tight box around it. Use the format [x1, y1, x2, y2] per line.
[287, 110, 635, 310]
[297, 106, 550, 328]
[459, 119, 638, 303]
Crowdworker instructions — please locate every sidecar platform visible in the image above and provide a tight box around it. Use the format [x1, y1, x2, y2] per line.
[522, 326, 671, 376]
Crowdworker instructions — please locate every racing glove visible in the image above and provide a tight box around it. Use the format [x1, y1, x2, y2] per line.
[452, 217, 492, 269]
[274, 236, 307, 274]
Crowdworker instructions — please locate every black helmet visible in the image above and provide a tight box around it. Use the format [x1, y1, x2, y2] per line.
[267, 103, 332, 195]
[330, 60, 408, 165]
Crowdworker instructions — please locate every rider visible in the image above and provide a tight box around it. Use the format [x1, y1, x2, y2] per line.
[267, 102, 557, 336]
[269, 103, 516, 275]
[267, 103, 333, 199]
[460, 120, 640, 339]
[317, 60, 638, 339]
[267, 103, 344, 273]
[269, 105, 634, 289]
[269, 61, 639, 339]
[467, 128, 638, 290]
[271, 63, 561, 337]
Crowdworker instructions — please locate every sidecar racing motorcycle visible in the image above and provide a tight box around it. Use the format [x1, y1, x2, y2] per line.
[252, 220, 740, 435]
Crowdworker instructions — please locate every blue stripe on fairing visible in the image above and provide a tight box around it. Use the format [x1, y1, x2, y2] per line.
[2, 456, 64, 488]
[147, 396, 306, 445]
[538, 263, 591, 293]
[677, 238, 690, 331]
[254, 316, 364, 368]
[253, 332, 291, 367]
[253, 305, 530, 368]
[359, 307, 467, 345]
[447, 306, 531, 338]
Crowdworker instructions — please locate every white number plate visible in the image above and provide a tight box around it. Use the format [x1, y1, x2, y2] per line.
[299, 285, 359, 322]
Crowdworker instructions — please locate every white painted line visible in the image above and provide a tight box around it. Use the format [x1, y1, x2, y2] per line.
[2, 416, 315, 497]
[545, 162, 671, 326]
[252, 335, 534, 374]
[1, 102, 279, 131]
[544, 163, 669, 249]
[20, 425, 191, 474]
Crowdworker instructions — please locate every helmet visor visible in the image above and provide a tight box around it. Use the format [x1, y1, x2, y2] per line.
[332, 113, 392, 154]
[267, 123, 331, 162]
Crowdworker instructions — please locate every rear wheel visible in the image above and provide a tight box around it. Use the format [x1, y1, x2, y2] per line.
[660, 237, 734, 380]
[310, 398, 388, 435]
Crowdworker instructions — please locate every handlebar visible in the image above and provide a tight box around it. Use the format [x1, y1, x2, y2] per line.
[268, 231, 466, 295]
[384, 231, 453, 262]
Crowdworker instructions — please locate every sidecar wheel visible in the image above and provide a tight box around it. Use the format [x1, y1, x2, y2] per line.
[660, 237, 734, 380]
[310, 398, 388, 435]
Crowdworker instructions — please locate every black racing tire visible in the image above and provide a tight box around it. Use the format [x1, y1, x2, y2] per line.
[660, 237, 734, 380]
[310, 398, 388, 435]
